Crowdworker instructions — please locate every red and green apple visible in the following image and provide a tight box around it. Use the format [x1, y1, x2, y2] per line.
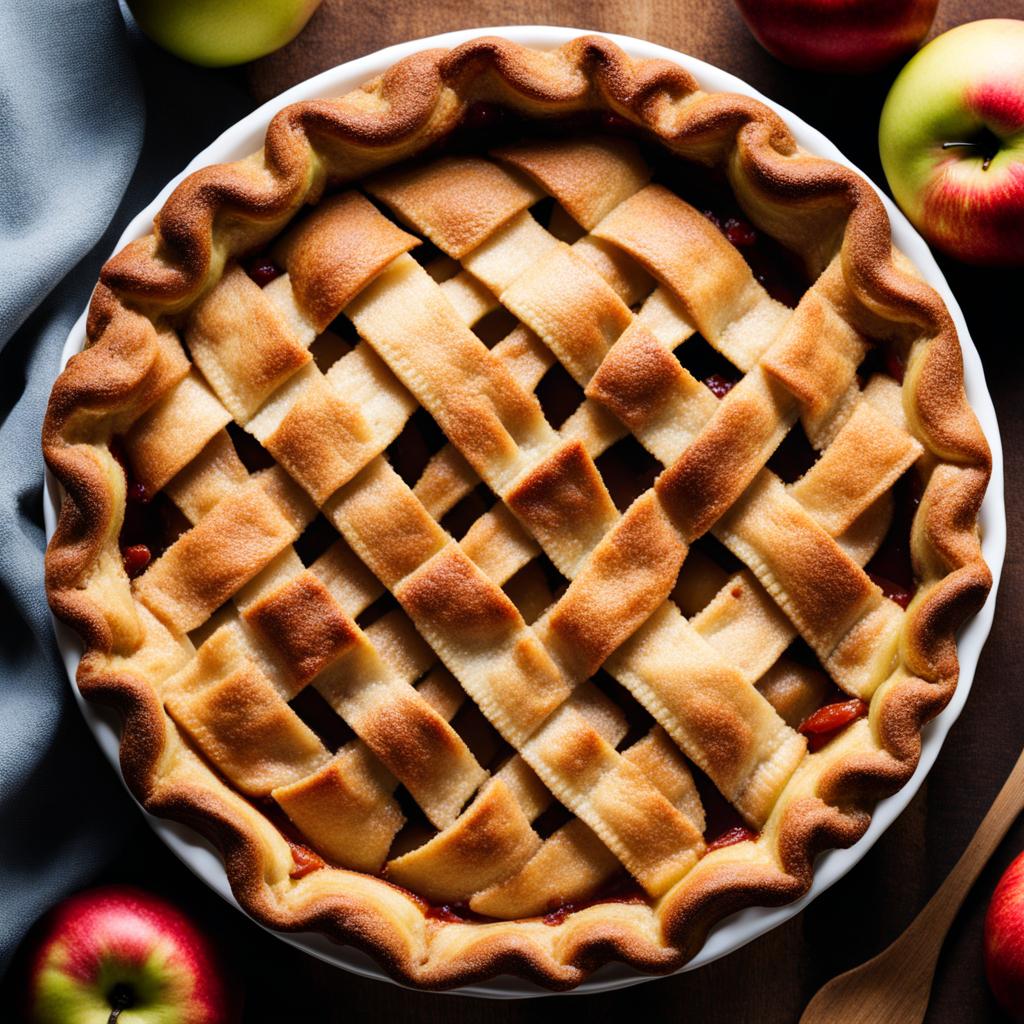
[733, 0, 938, 74]
[126, 0, 322, 67]
[879, 19, 1024, 265]
[22, 886, 235, 1023]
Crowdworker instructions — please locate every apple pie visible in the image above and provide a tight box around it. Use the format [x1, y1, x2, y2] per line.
[43, 35, 992, 989]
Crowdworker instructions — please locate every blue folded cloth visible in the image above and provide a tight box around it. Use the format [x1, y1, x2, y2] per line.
[0, 0, 253, 973]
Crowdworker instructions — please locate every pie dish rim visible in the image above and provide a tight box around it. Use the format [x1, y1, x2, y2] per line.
[42, 24, 1005, 998]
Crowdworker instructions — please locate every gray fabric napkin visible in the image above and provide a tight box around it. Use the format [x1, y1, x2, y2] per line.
[0, 0, 253, 973]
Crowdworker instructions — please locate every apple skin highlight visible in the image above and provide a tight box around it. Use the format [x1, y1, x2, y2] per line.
[25, 886, 235, 1024]
[880, 19, 1024, 265]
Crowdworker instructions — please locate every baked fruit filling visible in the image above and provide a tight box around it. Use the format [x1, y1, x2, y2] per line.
[104, 119, 929, 926]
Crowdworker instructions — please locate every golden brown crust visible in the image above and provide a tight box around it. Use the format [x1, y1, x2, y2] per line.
[42, 35, 991, 990]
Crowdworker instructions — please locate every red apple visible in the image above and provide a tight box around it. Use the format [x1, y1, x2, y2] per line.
[879, 19, 1024, 266]
[734, 0, 938, 74]
[21, 886, 236, 1023]
[987, 852, 1024, 1019]
[983, 847, 1024, 1024]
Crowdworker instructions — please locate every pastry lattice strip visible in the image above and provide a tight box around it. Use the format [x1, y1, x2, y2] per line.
[355, 141, 919, 782]
[123, 327, 538, 874]
[339, 148, 917, 901]
[375, 139, 918, 699]
[349, 161, 804, 824]
[337, 144, 921, 905]
[129, 379, 665, 895]
[151, 140, 905, 892]
[140, 422, 489, 830]
[318, 143, 913, 873]
[126, 263, 705, 896]
[119, 132, 921, 909]
[175, 424, 705, 900]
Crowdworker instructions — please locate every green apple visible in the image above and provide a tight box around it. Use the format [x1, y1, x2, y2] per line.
[879, 19, 1024, 265]
[127, 0, 322, 67]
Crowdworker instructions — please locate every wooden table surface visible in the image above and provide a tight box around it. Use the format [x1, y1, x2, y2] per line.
[11, 2, 1024, 1022]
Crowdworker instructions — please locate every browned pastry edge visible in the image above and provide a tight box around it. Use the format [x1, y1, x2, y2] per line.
[42, 35, 992, 990]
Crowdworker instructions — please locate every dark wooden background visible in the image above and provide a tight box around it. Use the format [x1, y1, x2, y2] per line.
[10, 2, 1024, 1021]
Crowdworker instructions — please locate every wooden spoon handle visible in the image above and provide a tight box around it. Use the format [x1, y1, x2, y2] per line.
[901, 744, 1024, 949]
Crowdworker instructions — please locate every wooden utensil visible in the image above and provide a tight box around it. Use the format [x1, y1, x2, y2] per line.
[800, 745, 1024, 1024]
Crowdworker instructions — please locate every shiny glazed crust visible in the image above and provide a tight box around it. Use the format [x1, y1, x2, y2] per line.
[43, 35, 991, 989]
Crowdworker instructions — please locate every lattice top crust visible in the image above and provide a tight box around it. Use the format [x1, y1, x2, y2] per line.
[43, 36, 991, 990]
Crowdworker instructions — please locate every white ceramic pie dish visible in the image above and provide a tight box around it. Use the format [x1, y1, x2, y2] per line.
[44, 24, 1005, 999]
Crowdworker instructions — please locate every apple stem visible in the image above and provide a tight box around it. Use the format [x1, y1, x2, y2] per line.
[106, 983, 134, 1024]
[941, 141, 994, 170]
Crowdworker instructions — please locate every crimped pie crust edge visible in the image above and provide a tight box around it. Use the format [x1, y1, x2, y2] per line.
[42, 35, 992, 990]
